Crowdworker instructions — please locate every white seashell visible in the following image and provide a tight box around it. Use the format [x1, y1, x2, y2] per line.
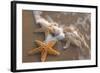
[33, 11, 52, 28]
[55, 33, 65, 40]
[44, 34, 57, 43]
[36, 18, 51, 27]
[51, 26, 65, 40]
[33, 11, 65, 42]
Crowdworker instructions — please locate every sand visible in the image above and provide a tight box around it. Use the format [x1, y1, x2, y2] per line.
[22, 10, 91, 63]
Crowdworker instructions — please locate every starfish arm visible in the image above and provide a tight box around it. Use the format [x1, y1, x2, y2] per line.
[28, 47, 41, 55]
[41, 49, 47, 62]
[35, 40, 45, 46]
[48, 48, 60, 55]
[33, 40, 60, 62]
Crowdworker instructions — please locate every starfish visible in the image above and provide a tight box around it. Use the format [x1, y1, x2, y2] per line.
[34, 25, 53, 38]
[28, 40, 60, 62]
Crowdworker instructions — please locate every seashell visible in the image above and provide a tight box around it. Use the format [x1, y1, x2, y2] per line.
[44, 34, 57, 43]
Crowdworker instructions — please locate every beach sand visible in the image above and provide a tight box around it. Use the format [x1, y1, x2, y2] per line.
[22, 10, 91, 63]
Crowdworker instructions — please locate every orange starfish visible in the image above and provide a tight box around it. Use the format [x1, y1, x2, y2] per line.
[28, 40, 60, 62]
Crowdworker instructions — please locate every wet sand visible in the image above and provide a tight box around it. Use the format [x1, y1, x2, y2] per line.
[22, 10, 91, 63]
